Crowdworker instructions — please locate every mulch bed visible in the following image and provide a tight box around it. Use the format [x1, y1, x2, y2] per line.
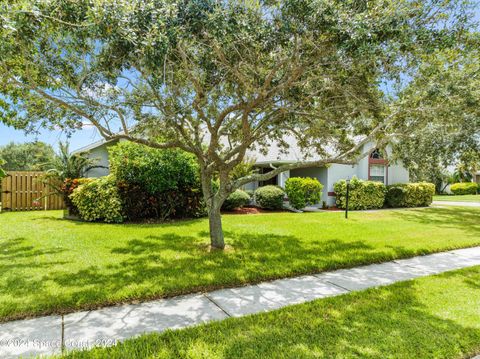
[222, 206, 287, 215]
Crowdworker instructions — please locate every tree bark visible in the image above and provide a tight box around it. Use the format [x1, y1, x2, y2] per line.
[208, 205, 225, 249]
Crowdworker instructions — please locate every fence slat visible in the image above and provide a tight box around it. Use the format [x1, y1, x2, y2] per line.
[0, 171, 64, 212]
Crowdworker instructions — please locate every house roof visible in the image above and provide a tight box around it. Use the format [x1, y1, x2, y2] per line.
[72, 138, 118, 154]
[75, 134, 374, 166]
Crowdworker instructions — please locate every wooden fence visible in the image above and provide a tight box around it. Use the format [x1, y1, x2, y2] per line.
[0, 171, 64, 211]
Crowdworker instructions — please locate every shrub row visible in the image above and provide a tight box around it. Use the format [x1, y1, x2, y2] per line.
[385, 182, 435, 207]
[334, 177, 386, 210]
[450, 182, 478, 195]
[334, 177, 435, 209]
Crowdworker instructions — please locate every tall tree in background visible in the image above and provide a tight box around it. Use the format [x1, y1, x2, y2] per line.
[0, 0, 473, 248]
[389, 33, 480, 189]
[0, 141, 56, 171]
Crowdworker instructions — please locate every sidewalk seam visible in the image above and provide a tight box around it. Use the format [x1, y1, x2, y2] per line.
[203, 293, 233, 318]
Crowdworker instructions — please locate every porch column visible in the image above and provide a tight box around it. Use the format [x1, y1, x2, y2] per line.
[278, 170, 290, 188]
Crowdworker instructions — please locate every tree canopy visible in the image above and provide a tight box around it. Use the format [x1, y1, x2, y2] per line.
[0, 141, 56, 171]
[0, 0, 476, 248]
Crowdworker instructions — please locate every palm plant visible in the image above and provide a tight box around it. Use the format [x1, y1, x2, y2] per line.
[41, 142, 103, 212]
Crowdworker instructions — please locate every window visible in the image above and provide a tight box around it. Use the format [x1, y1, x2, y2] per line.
[369, 165, 385, 183]
[369, 149, 384, 159]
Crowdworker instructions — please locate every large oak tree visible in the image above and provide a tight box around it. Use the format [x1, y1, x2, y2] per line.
[0, 0, 473, 248]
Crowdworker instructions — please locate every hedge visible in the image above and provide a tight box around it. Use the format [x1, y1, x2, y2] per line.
[255, 185, 285, 209]
[334, 177, 386, 210]
[385, 182, 435, 208]
[222, 189, 251, 210]
[285, 177, 323, 210]
[108, 142, 204, 220]
[70, 175, 124, 223]
[450, 182, 478, 195]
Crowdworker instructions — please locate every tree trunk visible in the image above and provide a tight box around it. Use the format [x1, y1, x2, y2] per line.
[208, 205, 225, 249]
[200, 169, 228, 250]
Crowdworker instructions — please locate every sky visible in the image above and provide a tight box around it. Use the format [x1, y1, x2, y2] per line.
[1, 4, 479, 153]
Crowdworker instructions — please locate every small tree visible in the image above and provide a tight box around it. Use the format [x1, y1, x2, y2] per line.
[0, 0, 472, 248]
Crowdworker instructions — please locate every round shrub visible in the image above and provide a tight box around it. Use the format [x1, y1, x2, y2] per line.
[450, 182, 478, 195]
[222, 189, 251, 210]
[386, 182, 435, 207]
[334, 177, 386, 210]
[70, 175, 124, 223]
[285, 177, 323, 210]
[254, 185, 285, 209]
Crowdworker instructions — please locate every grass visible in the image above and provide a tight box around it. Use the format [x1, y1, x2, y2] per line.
[433, 194, 480, 203]
[64, 266, 480, 359]
[1, 207, 480, 322]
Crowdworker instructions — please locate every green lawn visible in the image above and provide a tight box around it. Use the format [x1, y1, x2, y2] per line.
[65, 266, 480, 359]
[1, 207, 480, 322]
[433, 194, 480, 202]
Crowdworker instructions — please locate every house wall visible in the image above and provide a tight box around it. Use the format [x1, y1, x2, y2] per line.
[326, 164, 358, 206]
[84, 144, 112, 178]
[387, 162, 409, 185]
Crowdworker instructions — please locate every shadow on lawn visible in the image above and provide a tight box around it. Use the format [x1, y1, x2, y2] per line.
[68, 268, 480, 359]
[30, 229, 422, 315]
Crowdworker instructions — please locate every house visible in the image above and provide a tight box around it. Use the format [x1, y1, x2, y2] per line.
[475, 171, 480, 185]
[75, 136, 409, 207]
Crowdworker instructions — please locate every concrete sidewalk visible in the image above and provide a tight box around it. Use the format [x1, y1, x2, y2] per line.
[433, 200, 480, 207]
[1, 246, 480, 358]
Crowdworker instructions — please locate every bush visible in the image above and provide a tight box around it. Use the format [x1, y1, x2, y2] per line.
[385, 182, 435, 208]
[222, 189, 251, 210]
[109, 142, 204, 220]
[62, 178, 93, 215]
[285, 177, 323, 210]
[450, 182, 478, 195]
[70, 176, 124, 223]
[334, 177, 386, 210]
[254, 185, 285, 209]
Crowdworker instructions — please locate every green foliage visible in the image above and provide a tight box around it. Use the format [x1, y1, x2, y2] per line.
[222, 189, 251, 211]
[285, 177, 323, 210]
[385, 183, 435, 208]
[450, 182, 478, 195]
[334, 177, 386, 210]
[254, 185, 285, 209]
[0, 159, 6, 179]
[61, 178, 94, 215]
[70, 176, 124, 223]
[109, 142, 204, 221]
[109, 142, 199, 194]
[0, 141, 55, 171]
[229, 157, 257, 181]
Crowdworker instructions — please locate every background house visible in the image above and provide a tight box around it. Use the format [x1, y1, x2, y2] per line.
[75, 136, 410, 207]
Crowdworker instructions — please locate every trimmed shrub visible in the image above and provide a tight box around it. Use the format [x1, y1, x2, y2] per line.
[222, 189, 251, 210]
[334, 177, 386, 210]
[450, 182, 478, 195]
[386, 182, 435, 207]
[108, 142, 204, 220]
[285, 177, 323, 210]
[255, 185, 285, 209]
[70, 176, 124, 223]
[61, 178, 93, 215]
